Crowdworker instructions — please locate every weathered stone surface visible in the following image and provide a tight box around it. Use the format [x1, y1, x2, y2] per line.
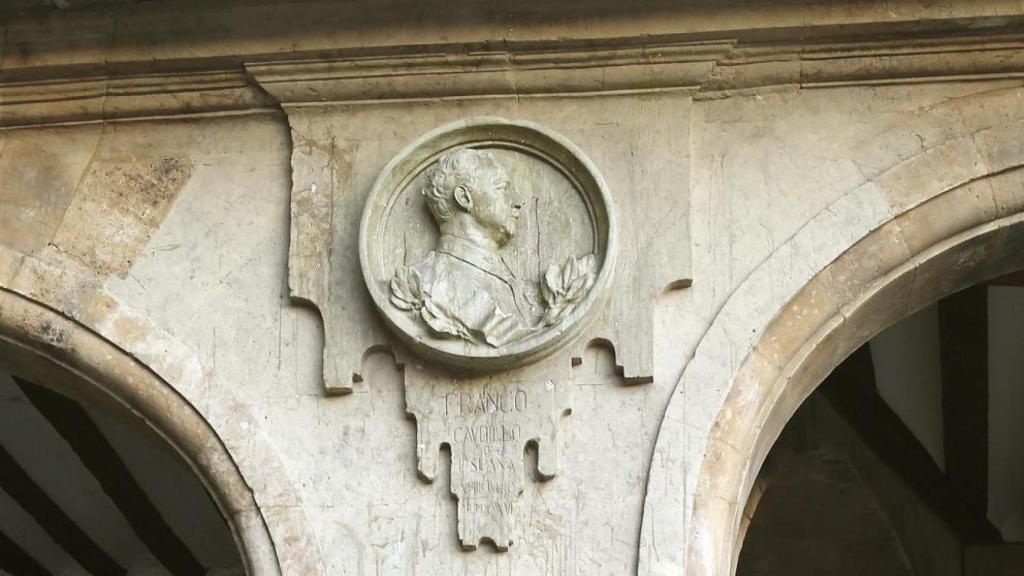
[271, 80, 691, 547]
[279, 92, 692, 397]
[2, 5, 1024, 576]
[0, 126, 102, 254]
[360, 119, 616, 372]
[642, 81, 1024, 576]
[404, 359, 572, 550]
[52, 157, 192, 277]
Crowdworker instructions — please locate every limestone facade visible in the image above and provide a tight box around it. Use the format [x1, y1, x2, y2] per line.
[2, 1, 1024, 574]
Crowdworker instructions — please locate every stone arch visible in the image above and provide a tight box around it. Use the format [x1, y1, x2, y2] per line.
[698, 181, 1024, 575]
[638, 85, 1024, 576]
[0, 248, 324, 576]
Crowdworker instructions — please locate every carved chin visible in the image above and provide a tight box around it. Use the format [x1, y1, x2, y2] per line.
[496, 226, 514, 244]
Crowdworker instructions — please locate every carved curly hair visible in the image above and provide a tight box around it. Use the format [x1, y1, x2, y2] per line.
[422, 147, 500, 223]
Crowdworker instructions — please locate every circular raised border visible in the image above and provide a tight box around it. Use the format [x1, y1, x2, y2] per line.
[359, 117, 617, 372]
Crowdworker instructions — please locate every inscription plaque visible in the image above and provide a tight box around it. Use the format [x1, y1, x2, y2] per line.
[406, 372, 571, 550]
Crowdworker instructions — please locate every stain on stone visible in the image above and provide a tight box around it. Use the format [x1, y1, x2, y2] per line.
[51, 157, 194, 278]
[0, 127, 103, 255]
[26, 318, 72, 353]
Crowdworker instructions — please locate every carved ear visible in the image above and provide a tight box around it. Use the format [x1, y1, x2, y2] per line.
[453, 185, 473, 211]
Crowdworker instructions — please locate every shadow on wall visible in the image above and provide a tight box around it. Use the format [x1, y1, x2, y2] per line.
[0, 371, 244, 576]
[737, 446, 915, 576]
[738, 277, 1024, 576]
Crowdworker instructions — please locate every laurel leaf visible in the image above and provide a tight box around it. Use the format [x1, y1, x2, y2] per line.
[544, 263, 562, 298]
[579, 254, 595, 276]
[561, 255, 576, 287]
[390, 294, 414, 311]
[419, 297, 474, 340]
[540, 253, 598, 325]
[543, 303, 565, 326]
[408, 267, 423, 298]
[565, 277, 585, 301]
[390, 266, 427, 311]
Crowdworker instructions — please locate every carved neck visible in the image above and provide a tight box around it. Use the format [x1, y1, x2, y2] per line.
[437, 235, 515, 282]
[438, 217, 503, 252]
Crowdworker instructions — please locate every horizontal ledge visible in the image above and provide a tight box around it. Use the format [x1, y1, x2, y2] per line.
[4, 28, 1024, 128]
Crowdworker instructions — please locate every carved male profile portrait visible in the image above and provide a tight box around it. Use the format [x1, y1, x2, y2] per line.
[389, 148, 596, 348]
[360, 118, 616, 370]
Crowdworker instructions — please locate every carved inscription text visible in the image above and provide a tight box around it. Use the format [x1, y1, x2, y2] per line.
[405, 373, 571, 550]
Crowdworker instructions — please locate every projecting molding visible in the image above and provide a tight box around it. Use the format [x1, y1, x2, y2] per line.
[0, 69, 274, 128]
[5, 30, 1024, 128]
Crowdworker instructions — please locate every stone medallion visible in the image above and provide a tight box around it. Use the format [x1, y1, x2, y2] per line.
[359, 118, 617, 371]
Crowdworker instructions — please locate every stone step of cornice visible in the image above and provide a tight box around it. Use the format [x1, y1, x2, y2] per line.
[3, 27, 1024, 128]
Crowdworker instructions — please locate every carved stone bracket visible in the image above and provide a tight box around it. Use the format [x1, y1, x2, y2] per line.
[250, 57, 693, 548]
[260, 99, 692, 392]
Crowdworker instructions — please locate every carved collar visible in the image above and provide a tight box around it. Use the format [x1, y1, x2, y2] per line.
[437, 234, 517, 285]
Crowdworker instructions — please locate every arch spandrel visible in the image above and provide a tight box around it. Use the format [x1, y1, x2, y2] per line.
[2, 8, 1024, 574]
[0, 246, 323, 576]
[640, 83, 1024, 576]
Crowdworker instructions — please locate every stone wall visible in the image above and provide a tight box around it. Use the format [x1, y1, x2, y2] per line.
[2, 2, 1023, 574]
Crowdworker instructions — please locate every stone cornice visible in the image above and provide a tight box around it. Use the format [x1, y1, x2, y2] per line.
[3, 28, 1024, 128]
[247, 32, 1024, 106]
[0, 68, 275, 128]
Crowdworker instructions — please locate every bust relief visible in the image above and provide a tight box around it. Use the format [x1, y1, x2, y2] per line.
[361, 118, 615, 370]
[390, 148, 596, 348]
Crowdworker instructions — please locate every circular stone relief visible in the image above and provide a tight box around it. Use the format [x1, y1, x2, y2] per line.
[359, 117, 616, 371]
